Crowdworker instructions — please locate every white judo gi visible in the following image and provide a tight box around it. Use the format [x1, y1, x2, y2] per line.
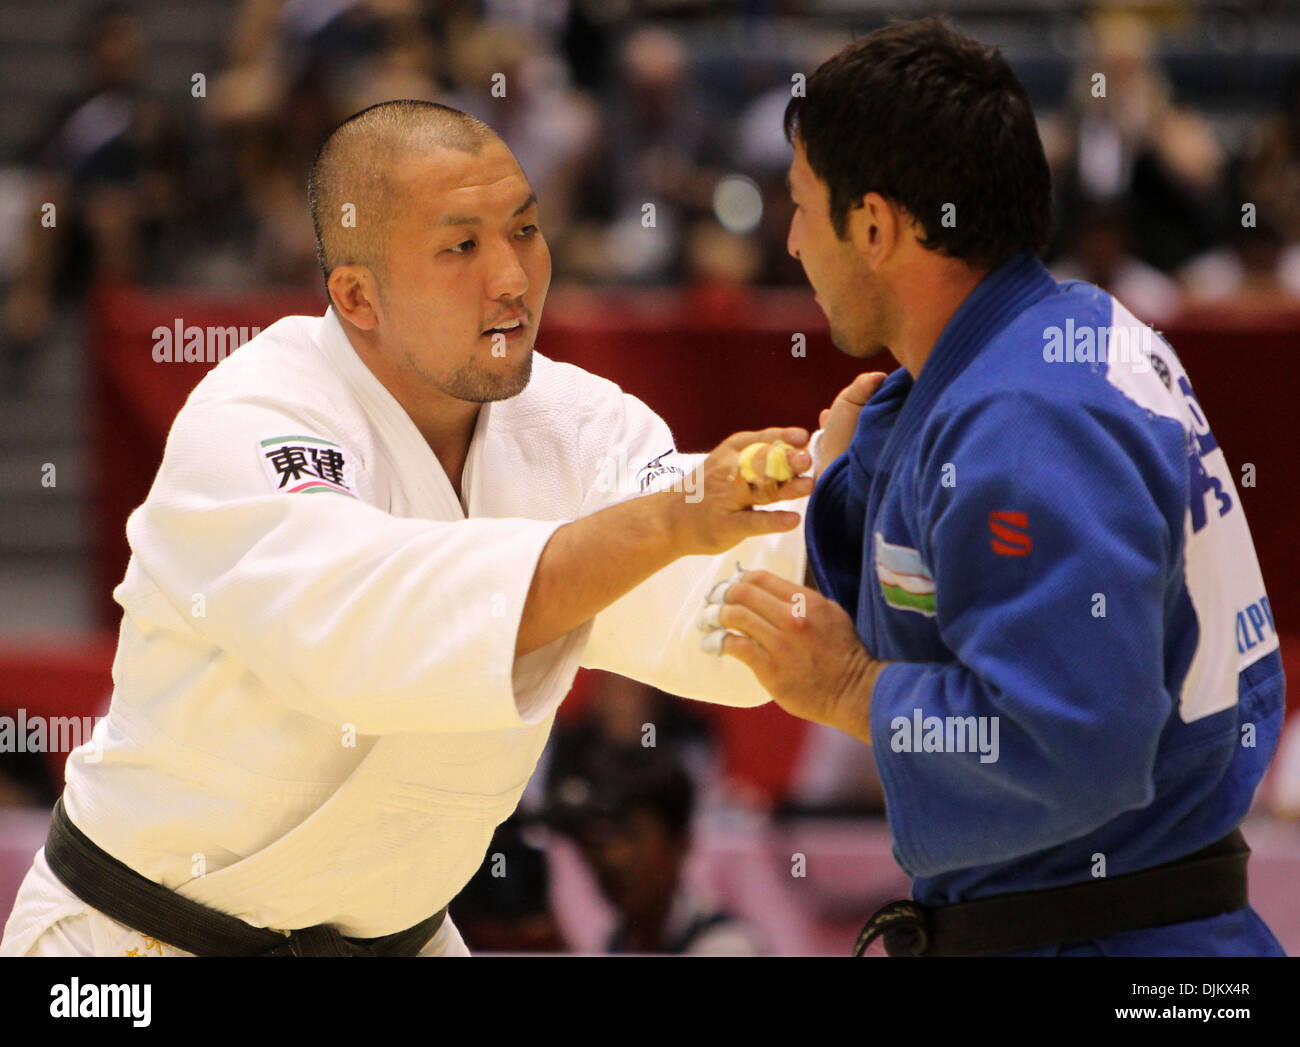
[1, 306, 805, 956]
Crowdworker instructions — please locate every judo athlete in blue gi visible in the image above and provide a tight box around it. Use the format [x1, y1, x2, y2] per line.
[706, 18, 1286, 956]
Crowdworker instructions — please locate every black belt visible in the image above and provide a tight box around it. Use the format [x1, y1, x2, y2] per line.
[45, 797, 446, 957]
[854, 828, 1251, 957]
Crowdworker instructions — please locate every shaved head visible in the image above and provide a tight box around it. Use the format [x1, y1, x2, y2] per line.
[317, 96, 549, 437]
[308, 100, 498, 283]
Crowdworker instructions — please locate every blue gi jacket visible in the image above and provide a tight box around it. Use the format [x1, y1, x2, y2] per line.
[806, 253, 1286, 956]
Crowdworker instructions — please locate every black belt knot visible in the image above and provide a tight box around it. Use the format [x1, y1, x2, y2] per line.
[853, 900, 929, 957]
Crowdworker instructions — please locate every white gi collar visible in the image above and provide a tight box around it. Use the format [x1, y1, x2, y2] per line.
[315, 306, 494, 520]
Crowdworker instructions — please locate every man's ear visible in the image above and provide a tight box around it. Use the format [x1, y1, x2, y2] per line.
[327, 265, 381, 331]
[846, 192, 902, 271]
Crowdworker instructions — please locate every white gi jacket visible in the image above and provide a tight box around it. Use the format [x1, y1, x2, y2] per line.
[49, 308, 806, 939]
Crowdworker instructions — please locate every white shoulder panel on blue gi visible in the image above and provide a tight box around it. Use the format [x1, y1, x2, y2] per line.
[1103, 299, 1279, 723]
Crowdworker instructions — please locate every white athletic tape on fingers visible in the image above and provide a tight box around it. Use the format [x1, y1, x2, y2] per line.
[737, 441, 795, 485]
[701, 630, 743, 655]
[696, 604, 723, 631]
[737, 442, 764, 484]
[706, 564, 748, 605]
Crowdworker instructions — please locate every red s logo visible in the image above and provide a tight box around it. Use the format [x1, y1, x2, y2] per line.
[989, 511, 1032, 556]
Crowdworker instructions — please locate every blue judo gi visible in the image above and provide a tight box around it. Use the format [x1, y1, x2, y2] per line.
[806, 253, 1286, 956]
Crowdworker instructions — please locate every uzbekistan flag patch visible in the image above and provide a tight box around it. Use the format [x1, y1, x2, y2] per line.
[874, 532, 936, 617]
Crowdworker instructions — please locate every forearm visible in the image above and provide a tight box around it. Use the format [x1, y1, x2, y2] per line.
[581, 499, 807, 708]
[516, 491, 682, 657]
[519, 424, 813, 658]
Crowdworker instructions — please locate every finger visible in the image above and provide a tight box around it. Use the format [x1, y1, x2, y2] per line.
[819, 408, 830, 428]
[724, 426, 810, 452]
[716, 601, 781, 652]
[836, 372, 888, 407]
[696, 601, 724, 631]
[724, 576, 796, 626]
[705, 564, 747, 605]
[730, 507, 802, 535]
[765, 442, 812, 478]
[739, 442, 810, 487]
[748, 476, 813, 505]
[737, 568, 811, 602]
[734, 446, 781, 509]
[718, 630, 774, 677]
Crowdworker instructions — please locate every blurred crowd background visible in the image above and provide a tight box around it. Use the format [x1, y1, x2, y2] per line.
[2, 0, 1299, 367]
[1, 0, 1299, 955]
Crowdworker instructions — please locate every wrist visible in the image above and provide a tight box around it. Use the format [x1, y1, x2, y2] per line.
[831, 645, 889, 746]
[647, 490, 694, 560]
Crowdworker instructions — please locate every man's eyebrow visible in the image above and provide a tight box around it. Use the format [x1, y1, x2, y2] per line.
[437, 192, 538, 227]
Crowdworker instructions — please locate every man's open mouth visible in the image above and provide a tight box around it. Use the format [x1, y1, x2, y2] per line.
[482, 318, 527, 343]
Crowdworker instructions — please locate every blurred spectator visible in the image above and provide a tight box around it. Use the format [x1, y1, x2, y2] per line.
[732, 34, 844, 287]
[546, 744, 764, 955]
[1049, 203, 1182, 325]
[0, 747, 59, 810]
[1239, 65, 1300, 298]
[539, 672, 719, 811]
[1044, 11, 1230, 286]
[442, 21, 599, 268]
[569, 27, 729, 283]
[680, 218, 762, 321]
[206, 0, 439, 286]
[1, 2, 181, 387]
[452, 816, 567, 953]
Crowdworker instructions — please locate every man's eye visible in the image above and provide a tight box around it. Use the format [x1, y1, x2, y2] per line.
[516, 224, 538, 238]
[447, 240, 476, 254]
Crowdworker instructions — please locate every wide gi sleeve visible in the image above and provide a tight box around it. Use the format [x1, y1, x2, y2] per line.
[869, 391, 1187, 876]
[574, 387, 807, 708]
[124, 397, 585, 735]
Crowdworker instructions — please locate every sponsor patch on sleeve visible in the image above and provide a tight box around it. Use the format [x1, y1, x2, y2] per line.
[258, 434, 357, 497]
[636, 448, 686, 492]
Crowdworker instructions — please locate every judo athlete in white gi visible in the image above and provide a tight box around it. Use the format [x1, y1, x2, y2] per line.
[1, 100, 814, 957]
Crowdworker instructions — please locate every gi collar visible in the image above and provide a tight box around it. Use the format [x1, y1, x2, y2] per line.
[871, 252, 1057, 476]
[316, 305, 486, 519]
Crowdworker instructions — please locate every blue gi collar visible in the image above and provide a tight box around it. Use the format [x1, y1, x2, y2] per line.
[873, 252, 1057, 475]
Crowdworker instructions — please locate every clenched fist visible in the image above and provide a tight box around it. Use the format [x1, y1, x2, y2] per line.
[668, 427, 813, 556]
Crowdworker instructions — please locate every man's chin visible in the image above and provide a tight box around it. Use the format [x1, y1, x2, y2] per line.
[457, 346, 534, 402]
[829, 324, 888, 360]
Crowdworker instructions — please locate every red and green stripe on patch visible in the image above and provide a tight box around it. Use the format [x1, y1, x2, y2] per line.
[873, 532, 936, 617]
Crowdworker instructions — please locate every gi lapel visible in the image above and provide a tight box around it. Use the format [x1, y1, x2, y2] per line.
[873, 252, 1057, 479]
[315, 307, 470, 522]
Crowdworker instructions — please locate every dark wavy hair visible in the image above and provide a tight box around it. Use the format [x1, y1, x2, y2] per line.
[784, 16, 1051, 269]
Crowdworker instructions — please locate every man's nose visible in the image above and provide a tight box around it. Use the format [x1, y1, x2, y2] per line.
[786, 217, 801, 261]
[485, 237, 529, 300]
